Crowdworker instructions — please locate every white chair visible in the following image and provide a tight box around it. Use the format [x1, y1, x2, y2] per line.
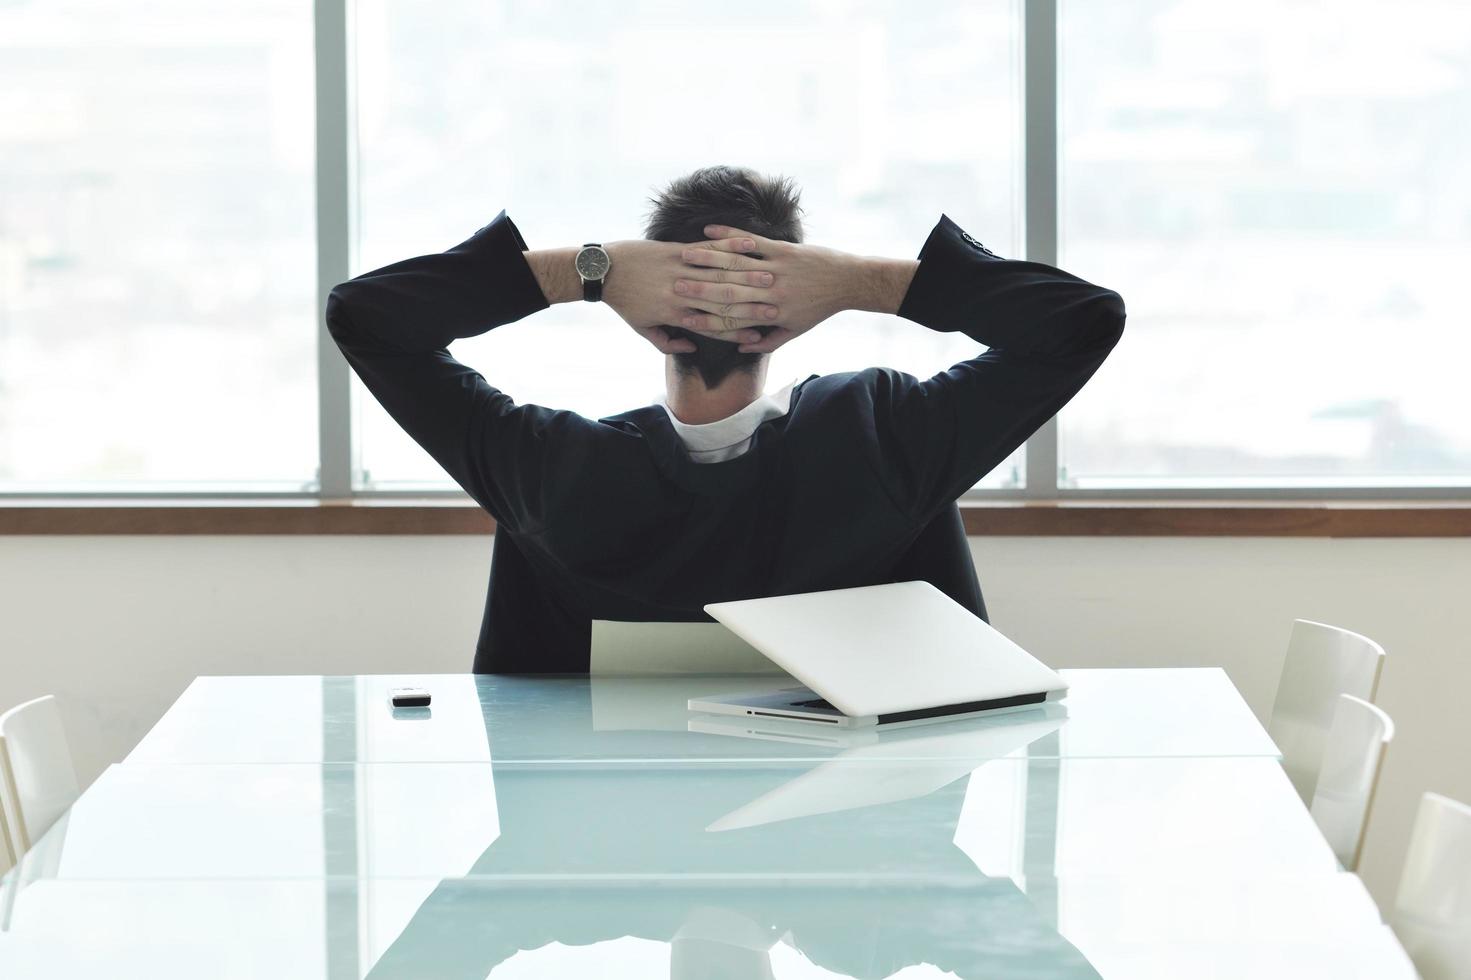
[0, 785, 15, 876]
[1392, 792, 1471, 980]
[589, 620, 778, 674]
[0, 695, 80, 853]
[1268, 619, 1385, 803]
[1307, 694, 1393, 870]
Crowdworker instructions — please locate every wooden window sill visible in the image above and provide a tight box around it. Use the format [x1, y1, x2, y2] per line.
[1, 499, 1469, 536]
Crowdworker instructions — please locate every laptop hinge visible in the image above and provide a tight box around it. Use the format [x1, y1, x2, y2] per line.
[876, 691, 1046, 725]
[750, 710, 840, 724]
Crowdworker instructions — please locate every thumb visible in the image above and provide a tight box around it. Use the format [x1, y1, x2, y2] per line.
[645, 326, 697, 354]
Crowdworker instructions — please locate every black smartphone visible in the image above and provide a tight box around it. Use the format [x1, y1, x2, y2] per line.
[388, 687, 431, 708]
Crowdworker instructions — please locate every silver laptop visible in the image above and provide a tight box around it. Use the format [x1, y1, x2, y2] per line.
[689, 581, 1067, 729]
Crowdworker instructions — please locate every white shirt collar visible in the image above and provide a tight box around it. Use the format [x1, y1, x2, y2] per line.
[659, 380, 796, 463]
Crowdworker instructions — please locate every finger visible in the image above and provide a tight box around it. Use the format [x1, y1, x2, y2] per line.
[702, 226, 780, 255]
[673, 279, 776, 306]
[681, 297, 779, 321]
[674, 318, 765, 345]
[680, 247, 756, 272]
[677, 266, 775, 288]
[688, 233, 764, 255]
[681, 327, 766, 345]
[679, 311, 771, 336]
[737, 327, 798, 354]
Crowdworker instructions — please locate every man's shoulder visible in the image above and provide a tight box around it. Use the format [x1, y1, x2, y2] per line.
[794, 367, 924, 407]
[779, 370, 928, 451]
[596, 403, 665, 431]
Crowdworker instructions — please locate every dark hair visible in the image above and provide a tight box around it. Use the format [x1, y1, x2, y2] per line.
[645, 166, 804, 387]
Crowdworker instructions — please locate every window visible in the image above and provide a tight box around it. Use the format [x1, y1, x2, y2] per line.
[1057, 0, 1471, 489]
[2, 0, 1467, 500]
[0, 0, 317, 490]
[351, 0, 1024, 489]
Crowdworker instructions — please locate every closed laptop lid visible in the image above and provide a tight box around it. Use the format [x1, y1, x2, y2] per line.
[704, 581, 1066, 718]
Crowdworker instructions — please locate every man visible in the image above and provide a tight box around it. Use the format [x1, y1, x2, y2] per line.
[326, 166, 1125, 673]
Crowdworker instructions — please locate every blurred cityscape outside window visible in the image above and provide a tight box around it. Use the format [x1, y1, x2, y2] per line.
[351, 0, 1024, 489]
[0, 1, 317, 488]
[3, 0, 1466, 494]
[1058, 0, 1471, 488]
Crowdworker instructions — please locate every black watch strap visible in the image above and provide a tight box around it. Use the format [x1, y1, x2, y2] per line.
[582, 243, 604, 303]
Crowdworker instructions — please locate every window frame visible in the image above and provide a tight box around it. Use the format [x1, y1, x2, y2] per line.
[2, 0, 1468, 507]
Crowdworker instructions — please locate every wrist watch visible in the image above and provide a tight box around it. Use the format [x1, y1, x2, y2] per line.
[574, 243, 612, 302]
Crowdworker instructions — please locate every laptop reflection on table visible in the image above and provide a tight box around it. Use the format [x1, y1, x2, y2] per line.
[692, 703, 1068, 832]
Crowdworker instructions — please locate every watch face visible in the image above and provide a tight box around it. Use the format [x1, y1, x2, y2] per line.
[576, 246, 610, 280]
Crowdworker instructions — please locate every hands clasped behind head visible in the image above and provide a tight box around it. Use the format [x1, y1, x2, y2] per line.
[607, 224, 853, 356]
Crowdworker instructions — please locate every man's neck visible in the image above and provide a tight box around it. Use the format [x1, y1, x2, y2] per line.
[664, 363, 769, 425]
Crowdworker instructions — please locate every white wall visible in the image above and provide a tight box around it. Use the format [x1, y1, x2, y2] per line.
[2, 534, 1468, 909]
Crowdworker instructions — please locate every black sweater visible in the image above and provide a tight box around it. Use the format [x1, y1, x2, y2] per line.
[326, 213, 1125, 673]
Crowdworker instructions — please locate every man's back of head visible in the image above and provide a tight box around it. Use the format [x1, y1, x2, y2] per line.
[646, 166, 803, 388]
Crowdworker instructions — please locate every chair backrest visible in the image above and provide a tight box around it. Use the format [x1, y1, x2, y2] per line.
[1307, 694, 1393, 870]
[589, 620, 779, 675]
[1393, 792, 1471, 980]
[0, 695, 80, 852]
[1268, 619, 1385, 802]
[0, 782, 15, 876]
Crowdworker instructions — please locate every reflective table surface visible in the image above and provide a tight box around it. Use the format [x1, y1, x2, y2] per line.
[3, 670, 1415, 978]
[126, 669, 1279, 766]
[19, 756, 1339, 881]
[0, 875, 1414, 978]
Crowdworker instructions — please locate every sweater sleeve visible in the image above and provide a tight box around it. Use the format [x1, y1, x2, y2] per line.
[875, 214, 1126, 519]
[324, 211, 590, 532]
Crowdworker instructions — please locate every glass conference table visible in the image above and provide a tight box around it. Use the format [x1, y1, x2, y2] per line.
[0, 670, 1417, 978]
[126, 669, 1278, 765]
